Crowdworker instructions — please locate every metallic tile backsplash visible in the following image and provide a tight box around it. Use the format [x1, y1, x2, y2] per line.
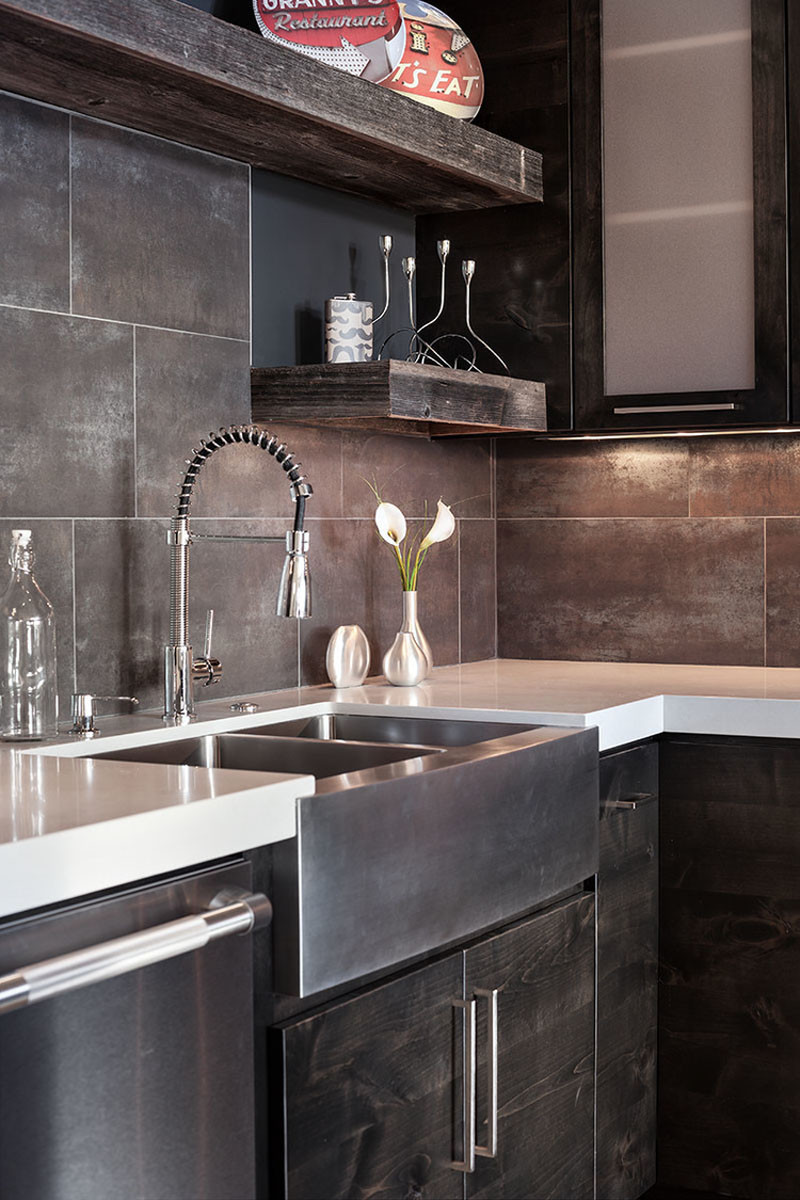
[0, 92, 495, 712]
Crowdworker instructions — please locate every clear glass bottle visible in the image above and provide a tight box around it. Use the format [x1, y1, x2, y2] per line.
[0, 529, 58, 740]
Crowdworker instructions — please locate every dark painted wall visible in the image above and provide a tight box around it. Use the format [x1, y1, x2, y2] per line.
[0, 90, 496, 717]
[251, 171, 414, 367]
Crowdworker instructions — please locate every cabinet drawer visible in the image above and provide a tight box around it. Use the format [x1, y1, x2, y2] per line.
[600, 741, 658, 818]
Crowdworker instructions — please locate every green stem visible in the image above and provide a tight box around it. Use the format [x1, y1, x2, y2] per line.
[392, 543, 408, 589]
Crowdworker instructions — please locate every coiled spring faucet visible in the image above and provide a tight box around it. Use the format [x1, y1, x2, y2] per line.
[164, 425, 312, 723]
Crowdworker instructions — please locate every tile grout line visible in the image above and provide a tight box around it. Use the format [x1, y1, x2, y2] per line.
[0, 300, 249, 343]
[491, 438, 498, 657]
[763, 516, 767, 666]
[68, 115, 73, 315]
[340, 434, 345, 518]
[493, 514, 499, 658]
[1, 87, 249, 168]
[71, 519, 77, 694]
[493, 514, 767, 521]
[457, 520, 462, 663]
[248, 162, 253, 366]
[132, 327, 138, 518]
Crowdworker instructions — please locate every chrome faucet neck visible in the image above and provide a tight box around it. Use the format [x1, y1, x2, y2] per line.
[163, 426, 312, 723]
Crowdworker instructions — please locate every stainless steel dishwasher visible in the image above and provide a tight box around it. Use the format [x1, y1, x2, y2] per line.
[0, 860, 269, 1200]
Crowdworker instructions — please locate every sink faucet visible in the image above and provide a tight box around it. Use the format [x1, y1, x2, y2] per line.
[164, 425, 312, 723]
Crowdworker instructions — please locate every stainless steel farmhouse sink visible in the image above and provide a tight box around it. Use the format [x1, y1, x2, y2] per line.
[268, 718, 599, 996]
[91, 712, 599, 997]
[93, 732, 441, 781]
[257, 712, 538, 746]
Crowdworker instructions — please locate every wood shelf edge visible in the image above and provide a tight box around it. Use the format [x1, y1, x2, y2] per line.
[0, 0, 543, 213]
[251, 361, 548, 438]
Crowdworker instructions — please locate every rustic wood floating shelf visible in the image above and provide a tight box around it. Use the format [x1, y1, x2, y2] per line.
[0, 0, 543, 214]
[251, 361, 547, 438]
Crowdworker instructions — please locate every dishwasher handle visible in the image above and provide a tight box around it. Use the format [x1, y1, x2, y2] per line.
[0, 889, 272, 1015]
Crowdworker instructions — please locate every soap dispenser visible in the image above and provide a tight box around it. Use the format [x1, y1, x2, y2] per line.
[0, 529, 58, 740]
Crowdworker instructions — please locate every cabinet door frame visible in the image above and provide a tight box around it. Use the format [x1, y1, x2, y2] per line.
[571, 0, 789, 432]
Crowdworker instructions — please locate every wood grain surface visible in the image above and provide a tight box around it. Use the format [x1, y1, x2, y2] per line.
[418, 0, 572, 428]
[659, 736, 800, 1198]
[251, 360, 547, 437]
[597, 743, 659, 1200]
[0, 0, 541, 213]
[464, 892, 596, 1200]
[274, 953, 464, 1200]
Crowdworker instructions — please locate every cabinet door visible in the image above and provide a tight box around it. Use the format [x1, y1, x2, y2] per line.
[596, 743, 658, 1200]
[659, 736, 800, 1198]
[273, 954, 464, 1200]
[463, 891, 595, 1200]
[572, 0, 788, 431]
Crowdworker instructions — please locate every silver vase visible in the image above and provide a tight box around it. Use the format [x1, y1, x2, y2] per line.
[325, 624, 370, 688]
[382, 591, 431, 687]
[402, 590, 432, 675]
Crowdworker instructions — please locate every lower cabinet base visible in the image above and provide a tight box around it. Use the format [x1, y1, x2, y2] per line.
[269, 890, 595, 1200]
[659, 736, 800, 1200]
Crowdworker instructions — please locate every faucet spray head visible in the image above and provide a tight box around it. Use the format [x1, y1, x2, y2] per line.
[277, 530, 311, 619]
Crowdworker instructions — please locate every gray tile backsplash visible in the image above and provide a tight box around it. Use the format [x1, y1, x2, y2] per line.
[497, 516, 764, 667]
[2, 92, 493, 717]
[0, 94, 70, 312]
[71, 118, 250, 337]
[134, 327, 251, 518]
[0, 308, 134, 518]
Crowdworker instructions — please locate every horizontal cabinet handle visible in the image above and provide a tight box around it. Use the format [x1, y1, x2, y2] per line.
[0, 890, 271, 1015]
[612, 403, 739, 414]
[606, 792, 657, 810]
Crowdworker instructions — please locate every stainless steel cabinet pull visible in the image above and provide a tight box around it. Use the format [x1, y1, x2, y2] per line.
[0, 890, 271, 1016]
[452, 998, 476, 1173]
[606, 791, 657, 810]
[474, 988, 499, 1158]
[612, 403, 738, 414]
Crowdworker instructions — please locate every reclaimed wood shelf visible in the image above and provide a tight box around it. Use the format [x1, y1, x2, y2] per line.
[0, 0, 543, 214]
[251, 360, 547, 438]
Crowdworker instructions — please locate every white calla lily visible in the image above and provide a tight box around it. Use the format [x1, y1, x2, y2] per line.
[375, 501, 407, 546]
[420, 500, 455, 550]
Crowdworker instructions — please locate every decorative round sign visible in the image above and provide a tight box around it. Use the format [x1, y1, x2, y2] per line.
[253, 0, 406, 83]
[378, 2, 484, 120]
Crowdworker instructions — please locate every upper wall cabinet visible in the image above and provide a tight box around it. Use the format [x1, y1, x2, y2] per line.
[571, 0, 789, 431]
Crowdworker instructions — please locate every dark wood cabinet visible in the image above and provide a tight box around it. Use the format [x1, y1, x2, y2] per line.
[596, 743, 659, 1200]
[417, 0, 572, 432]
[272, 953, 464, 1200]
[464, 894, 595, 1200]
[659, 735, 800, 1198]
[571, 0, 789, 433]
[788, 1, 800, 419]
[271, 891, 595, 1200]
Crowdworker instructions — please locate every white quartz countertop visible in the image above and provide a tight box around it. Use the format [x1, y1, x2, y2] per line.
[4, 657, 800, 921]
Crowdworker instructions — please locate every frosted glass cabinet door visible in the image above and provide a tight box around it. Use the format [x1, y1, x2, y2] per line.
[571, 0, 788, 431]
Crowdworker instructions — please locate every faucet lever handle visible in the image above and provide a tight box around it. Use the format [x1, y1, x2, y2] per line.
[192, 609, 223, 688]
[203, 609, 214, 661]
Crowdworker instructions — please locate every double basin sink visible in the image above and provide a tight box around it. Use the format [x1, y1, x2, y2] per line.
[92, 709, 599, 996]
[94, 713, 537, 789]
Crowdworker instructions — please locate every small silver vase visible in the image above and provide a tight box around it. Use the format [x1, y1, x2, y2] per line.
[383, 591, 432, 687]
[326, 624, 370, 688]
